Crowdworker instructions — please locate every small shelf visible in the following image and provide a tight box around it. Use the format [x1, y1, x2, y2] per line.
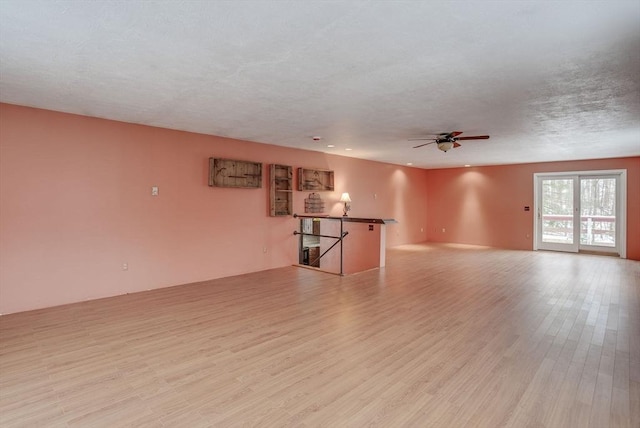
[270, 164, 293, 216]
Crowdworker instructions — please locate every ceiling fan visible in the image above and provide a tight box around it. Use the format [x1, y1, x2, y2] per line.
[410, 132, 490, 152]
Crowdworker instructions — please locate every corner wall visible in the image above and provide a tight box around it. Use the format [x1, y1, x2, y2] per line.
[0, 104, 429, 314]
[425, 157, 640, 260]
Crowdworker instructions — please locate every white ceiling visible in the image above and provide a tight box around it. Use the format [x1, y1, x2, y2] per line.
[1, 0, 639, 169]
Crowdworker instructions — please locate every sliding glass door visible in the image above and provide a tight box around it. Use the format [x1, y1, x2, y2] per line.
[579, 177, 617, 249]
[538, 176, 579, 252]
[535, 171, 625, 257]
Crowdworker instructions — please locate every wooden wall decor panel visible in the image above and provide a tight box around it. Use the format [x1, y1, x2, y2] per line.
[269, 164, 293, 216]
[298, 168, 334, 191]
[209, 158, 262, 188]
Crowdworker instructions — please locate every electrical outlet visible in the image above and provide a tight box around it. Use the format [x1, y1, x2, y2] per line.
[122, 263, 128, 271]
[420, 227, 424, 232]
[442, 228, 446, 233]
[263, 247, 267, 253]
[151, 186, 159, 196]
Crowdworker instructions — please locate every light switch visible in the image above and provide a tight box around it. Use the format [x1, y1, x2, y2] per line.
[151, 186, 159, 196]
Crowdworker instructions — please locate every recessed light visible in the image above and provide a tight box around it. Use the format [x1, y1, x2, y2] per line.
[464, 164, 471, 167]
[407, 163, 413, 166]
[327, 144, 335, 148]
[345, 148, 352, 151]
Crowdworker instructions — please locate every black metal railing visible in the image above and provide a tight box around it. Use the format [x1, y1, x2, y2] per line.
[293, 214, 349, 275]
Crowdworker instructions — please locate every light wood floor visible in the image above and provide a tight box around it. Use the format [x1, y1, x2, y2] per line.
[1, 243, 639, 427]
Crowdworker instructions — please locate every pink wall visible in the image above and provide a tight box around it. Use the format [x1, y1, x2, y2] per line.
[0, 103, 429, 314]
[425, 157, 640, 260]
[3, 103, 636, 314]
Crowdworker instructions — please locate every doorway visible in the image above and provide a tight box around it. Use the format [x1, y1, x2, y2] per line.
[534, 170, 627, 258]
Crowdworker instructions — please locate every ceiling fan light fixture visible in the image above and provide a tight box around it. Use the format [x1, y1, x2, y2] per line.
[411, 132, 489, 152]
[437, 141, 454, 152]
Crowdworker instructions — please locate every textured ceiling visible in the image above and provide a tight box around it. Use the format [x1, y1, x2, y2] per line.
[1, 0, 639, 168]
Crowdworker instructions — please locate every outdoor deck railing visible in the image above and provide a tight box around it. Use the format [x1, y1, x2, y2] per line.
[541, 214, 615, 246]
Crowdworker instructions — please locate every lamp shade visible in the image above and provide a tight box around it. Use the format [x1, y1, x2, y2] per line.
[340, 192, 351, 202]
[437, 142, 454, 152]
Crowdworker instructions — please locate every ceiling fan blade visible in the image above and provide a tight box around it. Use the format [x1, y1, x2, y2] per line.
[453, 142, 461, 148]
[456, 135, 490, 141]
[450, 131, 463, 137]
[412, 141, 437, 148]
